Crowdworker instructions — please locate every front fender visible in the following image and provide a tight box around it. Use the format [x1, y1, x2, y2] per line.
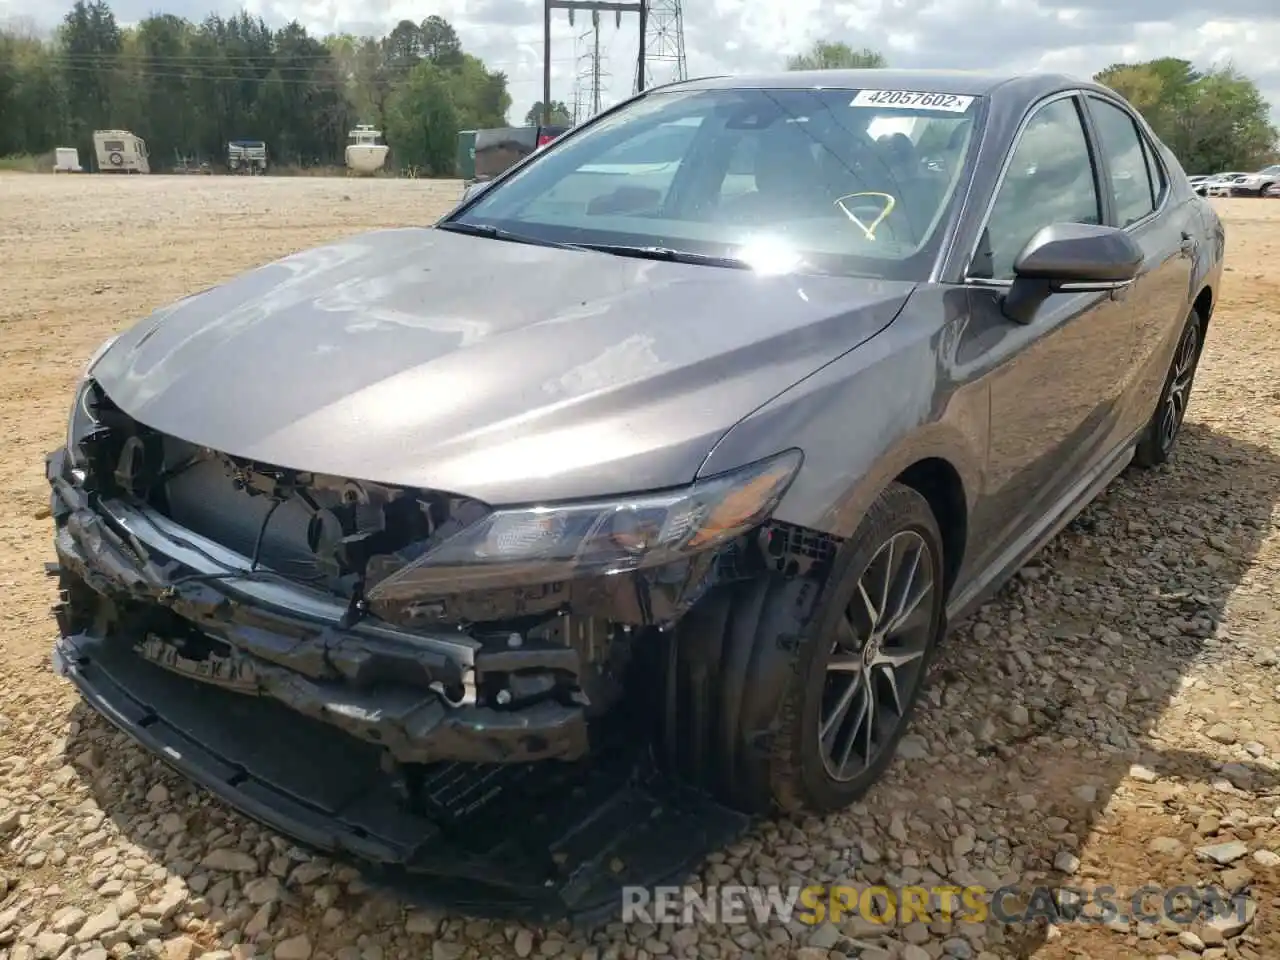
[697, 286, 987, 542]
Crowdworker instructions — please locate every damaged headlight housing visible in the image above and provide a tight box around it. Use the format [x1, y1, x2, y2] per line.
[366, 449, 803, 600]
[65, 335, 119, 468]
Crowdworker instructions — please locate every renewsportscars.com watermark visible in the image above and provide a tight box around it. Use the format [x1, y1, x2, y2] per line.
[621, 883, 1254, 927]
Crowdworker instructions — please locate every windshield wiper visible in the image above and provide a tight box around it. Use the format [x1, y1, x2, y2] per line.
[572, 243, 752, 269]
[435, 220, 580, 250]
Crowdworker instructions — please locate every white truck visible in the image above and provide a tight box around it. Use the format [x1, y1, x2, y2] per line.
[93, 130, 150, 173]
[227, 140, 268, 174]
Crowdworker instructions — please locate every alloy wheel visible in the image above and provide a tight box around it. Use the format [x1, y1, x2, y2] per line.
[818, 530, 935, 782]
[1159, 322, 1200, 452]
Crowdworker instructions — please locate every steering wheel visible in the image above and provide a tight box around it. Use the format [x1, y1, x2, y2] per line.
[835, 192, 897, 241]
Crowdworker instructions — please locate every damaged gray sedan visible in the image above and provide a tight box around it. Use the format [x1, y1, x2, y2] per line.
[49, 68, 1223, 920]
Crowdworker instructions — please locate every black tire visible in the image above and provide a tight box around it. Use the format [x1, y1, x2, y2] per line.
[1133, 308, 1204, 468]
[666, 482, 946, 815]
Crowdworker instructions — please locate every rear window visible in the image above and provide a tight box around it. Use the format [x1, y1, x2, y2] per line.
[102, 140, 125, 152]
[454, 86, 983, 281]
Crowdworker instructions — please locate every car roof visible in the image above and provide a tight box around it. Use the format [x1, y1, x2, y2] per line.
[668, 68, 1093, 101]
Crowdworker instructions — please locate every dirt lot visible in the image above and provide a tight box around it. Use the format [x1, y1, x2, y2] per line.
[1, 174, 1278, 960]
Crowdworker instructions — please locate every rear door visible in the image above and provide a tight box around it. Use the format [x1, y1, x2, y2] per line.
[962, 93, 1137, 568]
[1080, 94, 1196, 439]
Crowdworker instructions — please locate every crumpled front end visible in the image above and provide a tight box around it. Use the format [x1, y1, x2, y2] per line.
[46, 379, 764, 919]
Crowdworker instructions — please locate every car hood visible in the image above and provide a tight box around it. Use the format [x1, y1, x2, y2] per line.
[92, 227, 915, 504]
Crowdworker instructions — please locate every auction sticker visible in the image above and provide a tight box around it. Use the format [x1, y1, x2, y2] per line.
[851, 89, 975, 112]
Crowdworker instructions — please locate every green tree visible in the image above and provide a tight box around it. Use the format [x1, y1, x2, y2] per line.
[1095, 59, 1277, 172]
[786, 41, 886, 71]
[60, 0, 122, 150]
[385, 60, 458, 173]
[420, 15, 462, 68]
[526, 100, 572, 125]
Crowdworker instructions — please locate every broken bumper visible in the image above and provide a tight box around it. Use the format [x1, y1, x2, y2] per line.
[47, 446, 749, 920]
[47, 447, 588, 766]
[53, 629, 745, 922]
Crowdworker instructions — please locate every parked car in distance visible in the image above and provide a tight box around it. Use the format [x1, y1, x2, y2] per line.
[49, 68, 1224, 922]
[1226, 164, 1280, 197]
[1188, 174, 1209, 195]
[1205, 172, 1249, 197]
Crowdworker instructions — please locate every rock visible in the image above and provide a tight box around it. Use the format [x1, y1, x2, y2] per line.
[807, 922, 841, 948]
[164, 936, 200, 960]
[431, 943, 465, 960]
[901, 946, 932, 960]
[201, 850, 258, 874]
[51, 908, 88, 935]
[141, 890, 187, 922]
[76, 905, 121, 943]
[1129, 765, 1159, 783]
[514, 930, 534, 958]
[404, 912, 441, 935]
[1204, 723, 1237, 745]
[1203, 897, 1256, 939]
[1177, 931, 1205, 951]
[145, 784, 170, 804]
[243, 877, 281, 906]
[1195, 841, 1249, 865]
[274, 935, 312, 960]
[1149, 837, 1186, 856]
[897, 734, 930, 760]
[33, 932, 68, 959]
[1054, 851, 1081, 874]
[1251, 850, 1280, 867]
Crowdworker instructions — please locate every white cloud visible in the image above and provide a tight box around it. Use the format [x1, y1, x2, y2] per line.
[6, 0, 1279, 133]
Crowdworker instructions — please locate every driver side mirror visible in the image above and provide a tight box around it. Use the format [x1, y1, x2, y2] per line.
[1002, 222, 1143, 325]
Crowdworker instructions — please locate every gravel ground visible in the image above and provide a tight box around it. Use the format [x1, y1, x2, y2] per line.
[1, 175, 1278, 960]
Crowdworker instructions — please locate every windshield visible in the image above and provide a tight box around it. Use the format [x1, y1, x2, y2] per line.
[449, 86, 981, 279]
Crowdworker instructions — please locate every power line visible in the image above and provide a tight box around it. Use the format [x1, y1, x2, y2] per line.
[40, 56, 579, 88]
[40, 51, 572, 69]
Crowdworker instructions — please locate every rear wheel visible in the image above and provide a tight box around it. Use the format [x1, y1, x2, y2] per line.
[1134, 309, 1203, 468]
[666, 483, 946, 814]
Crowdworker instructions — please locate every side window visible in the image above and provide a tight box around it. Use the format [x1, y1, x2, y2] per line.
[972, 97, 1100, 281]
[1088, 97, 1156, 227]
[1140, 134, 1166, 208]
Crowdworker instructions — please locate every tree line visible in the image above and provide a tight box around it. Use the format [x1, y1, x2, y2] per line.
[3, 16, 1276, 176]
[787, 41, 1278, 173]
[0, 2, 512, 172]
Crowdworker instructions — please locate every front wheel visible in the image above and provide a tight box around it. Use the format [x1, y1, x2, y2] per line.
[766, 483, 945, 813]
[1133, 309, 1204, 468]
[665, 483, 947, 815]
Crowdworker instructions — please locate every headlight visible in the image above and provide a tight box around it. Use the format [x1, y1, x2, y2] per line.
[366, 449, 803, 601]
[65, 335, 118, 466]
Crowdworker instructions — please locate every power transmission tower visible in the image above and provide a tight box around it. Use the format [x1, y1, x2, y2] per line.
[639, 0, 686, 92]
[544, 0, 646, 126]
[571, 10, 609, 123]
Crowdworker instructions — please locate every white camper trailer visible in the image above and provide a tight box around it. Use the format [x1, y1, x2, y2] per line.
[345, 125, 390, 176]
[53, 147, 83, 173]
[93, 130, 150, 173]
